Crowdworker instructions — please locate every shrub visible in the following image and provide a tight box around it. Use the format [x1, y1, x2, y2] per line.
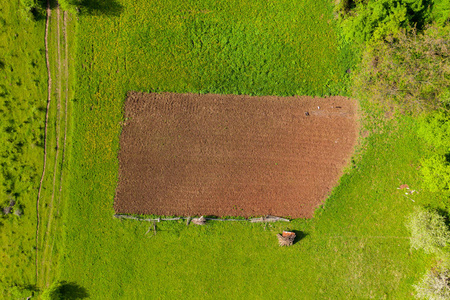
[414, 268, 450, 300]
[406, 206, 450, 254]
[352, 24, 450, 112]
[9, 285, 35, 298]
[20, 0, 36, 11]
[339, 0, 431, 44]
[418, 112, 450, 150]
[420, 154, 450, 192]
[432, 0, 450, 25]
[417, 112, 450, 192]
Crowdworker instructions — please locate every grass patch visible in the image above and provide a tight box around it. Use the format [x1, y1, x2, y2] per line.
[76, 0, 352, 97]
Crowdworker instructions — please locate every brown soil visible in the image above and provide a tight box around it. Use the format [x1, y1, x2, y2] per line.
[114, 92, 359, 218]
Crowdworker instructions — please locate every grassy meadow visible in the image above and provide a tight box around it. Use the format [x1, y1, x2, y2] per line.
[57, 0, 440, 298]
[0, 1, 76, 298]
[0, 1, 46, 296]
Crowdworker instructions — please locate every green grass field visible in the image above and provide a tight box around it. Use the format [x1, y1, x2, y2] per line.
[1, 0, 446, 298]
[57, 0, 440, 298]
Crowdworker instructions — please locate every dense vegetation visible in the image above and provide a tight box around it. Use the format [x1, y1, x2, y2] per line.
[353, 25, 450, 112]
[338, 0, 450, 112]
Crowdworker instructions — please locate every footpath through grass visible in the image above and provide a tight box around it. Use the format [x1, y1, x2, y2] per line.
[60, 0, 436, 298]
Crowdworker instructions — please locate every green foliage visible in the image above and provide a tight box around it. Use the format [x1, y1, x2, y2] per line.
[432, 0, 450, 25]
[406, 206, 450, 254]
[352, 24, 450, 112]
[414, 267, 450, 300]
[58, 0, 123, 16]
[418, 112, 450, 150]
[339, 0, 431, 44]
[420, 154, 450, 192]
[0, 0, 46, 295]
[19, 0, 45, 20]
[9, 284, 36, 298]
[58, 0, 79, 14]
[417, 112, 450, 192]
[20, 0, 37, 11]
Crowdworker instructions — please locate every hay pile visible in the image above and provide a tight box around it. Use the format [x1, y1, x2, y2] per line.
[277, 231, 296, 246]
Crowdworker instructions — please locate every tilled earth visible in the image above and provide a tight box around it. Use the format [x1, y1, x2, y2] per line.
[114, 92, 358, 218]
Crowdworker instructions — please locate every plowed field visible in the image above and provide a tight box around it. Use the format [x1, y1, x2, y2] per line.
[114, 92, 358, 218]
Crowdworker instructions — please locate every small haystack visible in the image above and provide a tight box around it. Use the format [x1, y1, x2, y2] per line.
[191, 216, 206, 225]
[277, 231, 296, 246]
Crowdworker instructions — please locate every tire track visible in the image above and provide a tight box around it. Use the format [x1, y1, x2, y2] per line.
[36, 0, 52, 285]
[42, 5, 63, 287]
[59, 11, 69, 206]
[45, 9, 70, 287]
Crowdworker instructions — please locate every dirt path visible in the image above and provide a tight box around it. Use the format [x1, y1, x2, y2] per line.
[36, 0, 52, 284]
[41, 5, 63, 287]
[59, 11, 69, 201]
[44, 8, 71, 287]
[36, 3, 70, 288]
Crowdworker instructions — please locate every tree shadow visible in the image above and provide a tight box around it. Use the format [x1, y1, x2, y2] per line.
[433, 207, 450, 228]
[77, 0, 124, 17]
[444, 152, 450, 163]
[408, 0, 433, 31]
[291, 230, 308, 245]
[53, 281, 89, 299]
[33, 0, 123, 18]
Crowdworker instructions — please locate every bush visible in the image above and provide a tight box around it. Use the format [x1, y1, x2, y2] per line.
[420, 154, 450, 192]
[418, 112, 450, 150]
[352, 24, 450, 112]
[20, 0, 36, 10]
[339, 0, 431, 44]
[417, 112, 450, 192]
[9, 285, 35, 298]
[406, 206, 450, 254]
[414, 268, 450, 300]
[432, 0, 450, 25]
